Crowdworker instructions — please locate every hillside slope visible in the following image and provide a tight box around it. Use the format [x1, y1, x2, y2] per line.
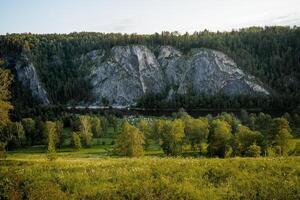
[0, 27, 299, 109]
[5, 45, 269, 107]
[87, 45, 268, 106]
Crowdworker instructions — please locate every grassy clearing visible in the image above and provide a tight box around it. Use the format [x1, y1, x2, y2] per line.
[1, 137, 299, 199]
[1, 155, 300, 200]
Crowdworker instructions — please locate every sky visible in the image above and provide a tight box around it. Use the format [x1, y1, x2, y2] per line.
[0, 0, 300, 34]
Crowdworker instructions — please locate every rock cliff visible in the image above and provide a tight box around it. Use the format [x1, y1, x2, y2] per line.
[88, 46, 166, 106]
[13, 45, 269, 106]
[15, 54, 50, 104]
[88, 45, 269, 106]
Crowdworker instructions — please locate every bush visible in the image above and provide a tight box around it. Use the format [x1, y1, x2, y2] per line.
[245, 144, 261, 157]
[267, 147, 276, 157]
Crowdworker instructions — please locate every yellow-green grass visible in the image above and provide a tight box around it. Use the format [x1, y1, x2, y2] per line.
[1, 155, 300, 200]
[290, 138, 300, 152]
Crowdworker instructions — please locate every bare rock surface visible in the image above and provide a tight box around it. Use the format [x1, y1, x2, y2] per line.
[15, 54, 50, 104]
[14, 45, 269, 106]
[90, 46, 165, 106]
[89, 45, 269, 106]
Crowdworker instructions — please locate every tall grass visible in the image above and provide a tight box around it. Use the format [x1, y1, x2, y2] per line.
[1, 156, 299, 200]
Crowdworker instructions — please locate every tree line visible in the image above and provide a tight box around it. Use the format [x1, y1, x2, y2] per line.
[0, 68, 300, 159]
[1, 107, 300, 159]
[114, 109, 299, 157]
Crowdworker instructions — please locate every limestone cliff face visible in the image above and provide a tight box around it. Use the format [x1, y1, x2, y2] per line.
[89, 46, 165, 106]
[88, 45, 269, 106]
[15, 54, 50, 104]
[13, 45, 269, 106]
[158, 46, 269, 96]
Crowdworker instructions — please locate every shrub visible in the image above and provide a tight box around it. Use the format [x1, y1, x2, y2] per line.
[245, 143, 261, 157]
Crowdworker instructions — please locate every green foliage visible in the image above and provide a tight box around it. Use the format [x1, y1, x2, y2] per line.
[114, 122, 145, 157]
[1, 157, 299, 200]
[2, 27, 300, 110]
[158, 119, 185, 156]
[136, 119, 151, 149]
[55, 120, 64, 148]
[0, 68, 13, 102]
[184, 117, 209, 151]
[71, 132, 81, 151]
[271, 118, 293, 155]
[0, 142, 6, 159]
[292, 142, 300, 156]
[245, 143, 261, 157]
[208, 119, 233, 157]
[44, 121, 57, 161]
[200, 142, 208, 156]
[21, 118, 36, 145]
[8, 122, 26, 148]
[2, 109, 299, 159]
[216, 112, 241, 134]
[119, 122, 144, 156]
[78, 115, 93, 147]
[0, 68, 13, 142]
[91, 117, 102, 138]
[233, 125, 262, 156]
[136, 119, 151, 138]
[267, 147, 277, 157]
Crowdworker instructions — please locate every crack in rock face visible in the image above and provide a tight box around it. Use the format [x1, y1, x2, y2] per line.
[88, 45, 269, 106]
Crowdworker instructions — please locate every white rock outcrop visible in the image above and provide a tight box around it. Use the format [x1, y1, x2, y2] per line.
[89, 46, 165, 106]
[158, 47, 269, 96]
[88, 45, 269, 106]
[13, 45, 269, 106]
[15, 54, 50, 104]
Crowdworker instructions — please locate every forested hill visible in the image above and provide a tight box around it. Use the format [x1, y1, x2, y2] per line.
[0, 26, 300, 111]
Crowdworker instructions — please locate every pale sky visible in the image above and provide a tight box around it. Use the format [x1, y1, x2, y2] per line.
[0, 0, 300, 34]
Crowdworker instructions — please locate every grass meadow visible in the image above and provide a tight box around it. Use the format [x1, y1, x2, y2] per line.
[1, 144, 300, 200]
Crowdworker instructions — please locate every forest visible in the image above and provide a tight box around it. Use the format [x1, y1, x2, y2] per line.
[1, 67, 300, 158]
[0, 26, 300, 112]
[1, 27, 300, 199]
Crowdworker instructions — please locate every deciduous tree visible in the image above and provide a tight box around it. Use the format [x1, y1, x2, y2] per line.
[21, 118, 36, 145]
[208, 119, 232, 157]
[78, 116, 93, 147]
[71, 132, 81, 151]
[159, 119, 185, 156]
[44, 121, 57, 160]
[114, 122, 145, 157]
